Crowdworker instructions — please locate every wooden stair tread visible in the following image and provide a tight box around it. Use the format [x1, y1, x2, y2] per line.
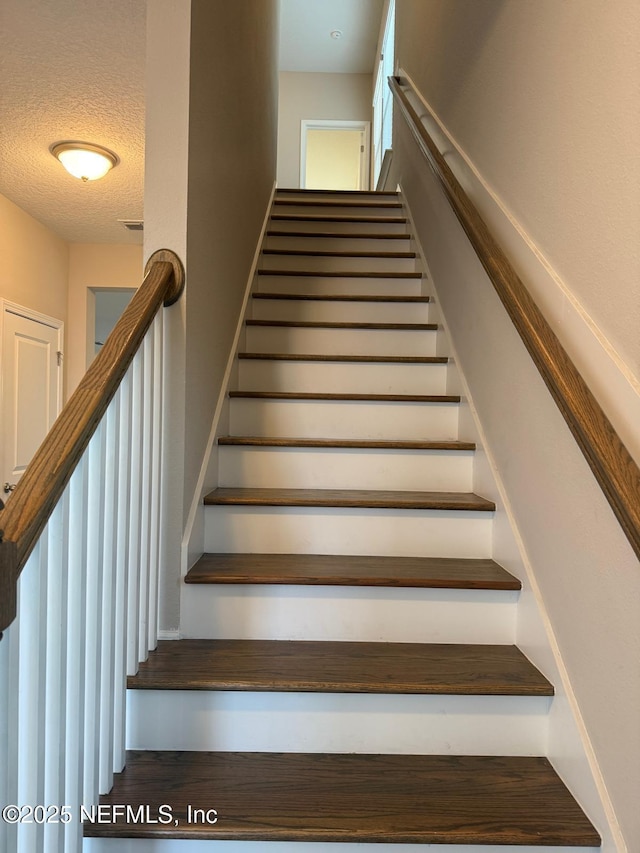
[271, 213, 408, 223]
[258, 268, 422, 278]
[246, 319, 437, 330]
[266, 230, 412, 239]
[218, 436, 475, 450]
[128, 640, 552, 695]
[274, 200, 403, 209]
[204, 488, 495, 511]
[276, 188, 399, 197]
[262, 249, 416, 259]
[229, 391, 460, 402]
[85, 751, 600, 845]
[185, 553, 521, 589]
[253, 292, 430, 302]
[239, 352, 447, 364]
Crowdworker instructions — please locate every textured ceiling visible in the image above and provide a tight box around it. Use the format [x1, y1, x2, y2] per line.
[279, 0, 385, 73]
[0, 0, 384, 245]
[0, 0, 146, 244]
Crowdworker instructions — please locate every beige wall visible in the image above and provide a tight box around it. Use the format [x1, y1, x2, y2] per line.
[185, 0, 279, 521]
[306, 129, 363, 190]
[67, 243, 143, 394]
[0, 191, 69, 337]
[144, 0, 191, 634]
[0, 193, 145, 399]
[396, 0, 640, 378]
[277, 72, 373, 187]
[394, 1, 640, 847]
[144, 0, 279, 633]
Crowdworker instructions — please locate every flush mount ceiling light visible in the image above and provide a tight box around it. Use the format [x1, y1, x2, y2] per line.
[50, 141, 119, 182]
[330, 30, 343, 39]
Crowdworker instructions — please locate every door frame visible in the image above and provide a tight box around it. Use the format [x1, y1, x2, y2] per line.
[0, 300, 65, 456]
[300, 120, 371, 190]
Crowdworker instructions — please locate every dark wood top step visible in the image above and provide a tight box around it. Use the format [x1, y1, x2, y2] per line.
[276, 188, 399, 197]
[128, 640, 552, 696]
[258, 268, 422, 279]
[246, 319, 437, 330]
[185, 553, 520, 589]
[239, 353, 448, 364]
[219, 436, 475, 451]
[204, 488, 495, 512]
[274, 199, 403, 209]
[267, 230, 411, 240]
[85, 751, 600, 845]
[271, 213, 407, 224]
[253, 292, 430, 302]
[263, 248, 416, 259]
[229, 391, 460, 402]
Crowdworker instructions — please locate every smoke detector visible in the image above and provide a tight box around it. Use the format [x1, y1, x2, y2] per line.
[330, 30, 343, 39]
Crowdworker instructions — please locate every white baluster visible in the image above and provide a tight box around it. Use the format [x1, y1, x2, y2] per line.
[0, 596, 20, 853]
[113, 371, 132, 771]
[98, 396, 120, 793]
[126, 351, 144, 676]
[64, 455, 88, 853]
[138, 332, 154, 661]
[43, 493, 70, 853]
[83, 421, 106, 806]
[16, 542, 46, 853]
[148, 313, 164, 650]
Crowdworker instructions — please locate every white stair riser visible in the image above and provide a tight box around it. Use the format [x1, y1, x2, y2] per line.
[265, 235, 412, 253]
[245, 326, 437, 357]
[203, 506, 492, 558]
[127, 691, 549, 755]
[218, 447, 474, 491]
[256, 276, 422, 296]
[84, 839, 601, 853]
[260, 254, 417, 274]
[251, 298, 431, 323]
[270, 218, 409, 235]
[181, 586, 515, 643]
[229, 399, 460, 440]
[238, 360, 449, 395]
[273, 204, 405, 217]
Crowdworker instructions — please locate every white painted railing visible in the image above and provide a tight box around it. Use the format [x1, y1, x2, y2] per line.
[0, 251, 183, 853]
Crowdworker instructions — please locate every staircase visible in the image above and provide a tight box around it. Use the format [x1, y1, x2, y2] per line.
[84, 190, 600, 850]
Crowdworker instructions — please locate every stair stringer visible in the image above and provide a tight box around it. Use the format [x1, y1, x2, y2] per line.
[179, 182, 278, 619]
[400, 190, 618, 852]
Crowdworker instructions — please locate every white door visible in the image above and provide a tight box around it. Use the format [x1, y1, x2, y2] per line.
[1, 303, 63, 497]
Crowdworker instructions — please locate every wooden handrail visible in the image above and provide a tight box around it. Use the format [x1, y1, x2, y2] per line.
[390, 75, 640, 561]
[0, 249, 184, 633]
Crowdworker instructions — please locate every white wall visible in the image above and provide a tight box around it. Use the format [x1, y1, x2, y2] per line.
[277, 72, 372, 187]
[394, 1, 640, 848]
[67, 243, 143, 394]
